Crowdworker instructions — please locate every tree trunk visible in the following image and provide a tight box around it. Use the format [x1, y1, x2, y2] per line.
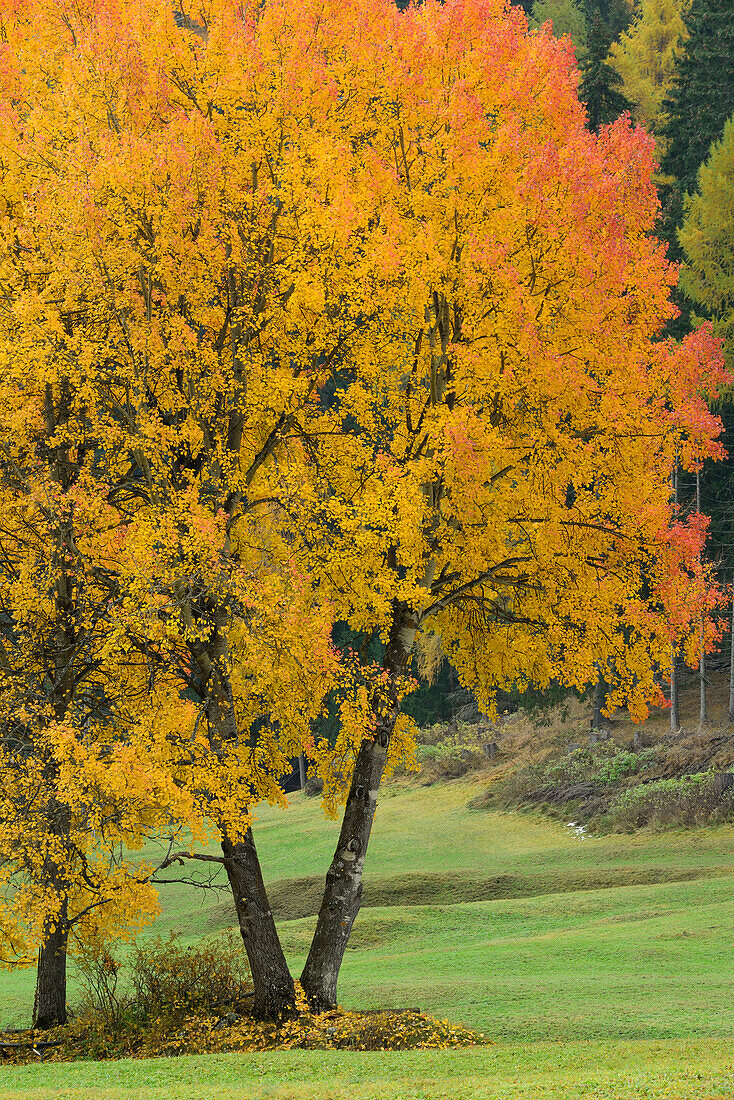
[592, 666, 610, 729]
[670, 647, 680, 733]
[33, 906, 69, 1030]
[729, 586, 734, 721]
[192, 617, 295, 1019]
[221, 827, 296, 1020]
[301, 603, 414, 1012]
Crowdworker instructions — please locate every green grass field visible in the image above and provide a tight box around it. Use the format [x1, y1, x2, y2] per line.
[2, 1042, 734, 1099]
[2, 779, 734, 1097]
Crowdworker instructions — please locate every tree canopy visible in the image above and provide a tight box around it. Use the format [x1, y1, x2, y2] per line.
[530, 0, 588, 56]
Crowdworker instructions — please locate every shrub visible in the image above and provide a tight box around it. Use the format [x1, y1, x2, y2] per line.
[75, 929, 254, 1041]
[416, 741, 485, 779]
[75, 941, 129, 1039]
[130, 930, 253, 1022]
[410, 721, 498, 780]
[608, 772, 734, 831]
[500, 742, 659, 804]
[542, 743, 658, 786]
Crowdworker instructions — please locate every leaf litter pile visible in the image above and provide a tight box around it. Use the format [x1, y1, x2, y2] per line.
[0, 985, 484, 1062]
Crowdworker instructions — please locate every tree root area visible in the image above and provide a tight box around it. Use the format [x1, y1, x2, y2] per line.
[1, 986, 484, 1062]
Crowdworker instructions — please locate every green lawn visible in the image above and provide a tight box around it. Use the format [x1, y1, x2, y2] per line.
[1, 1043, 733, 1099]
[2, 779, 734, 1097]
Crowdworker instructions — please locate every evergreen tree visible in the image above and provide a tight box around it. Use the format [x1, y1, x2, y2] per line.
[659, 0, 734, 260]
[579, 0, 634, 130]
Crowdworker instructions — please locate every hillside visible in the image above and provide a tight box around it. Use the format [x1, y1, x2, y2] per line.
[402, 667, 734, 828]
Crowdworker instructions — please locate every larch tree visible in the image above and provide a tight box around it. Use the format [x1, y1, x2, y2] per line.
[658, 0, 734, 260]
[0, 0, 728, 1019]
[608, 0, 688, 153]
[530, 0, 588, 57]
[679, 112, 734, 374]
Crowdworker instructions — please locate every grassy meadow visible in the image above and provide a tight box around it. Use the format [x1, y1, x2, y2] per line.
[2, 777, 734, 1097]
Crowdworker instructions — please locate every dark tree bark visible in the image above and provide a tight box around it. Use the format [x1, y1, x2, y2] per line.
[301, 603, 414, 1012]
[193, 617, 296, 1020]
[32, 797, 73, 1030]
[33, 905, 69, 1030]
[592, 666, 610, 730]
[221, 827, 296, 1020]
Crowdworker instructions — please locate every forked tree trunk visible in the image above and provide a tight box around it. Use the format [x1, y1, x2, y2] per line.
[301, 603, 414, 1011]
[199, 619, 296, 1019]
[221, 827, 296, 1020]
[33, 906, 69, 1030]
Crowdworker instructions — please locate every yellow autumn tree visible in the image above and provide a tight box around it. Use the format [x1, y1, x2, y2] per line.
[0, 0, 348, 1021]
[254, 0, 724, 1009]
[0, 0, 727, 1021]
[0, 397, 174, 1025]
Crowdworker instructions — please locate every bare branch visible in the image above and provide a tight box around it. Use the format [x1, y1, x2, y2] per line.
[155, 850, 229, 870]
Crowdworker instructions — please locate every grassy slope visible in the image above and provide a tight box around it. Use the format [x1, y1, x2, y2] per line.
[2, 780, 734, 1097]
[154, 781, 734, 929]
